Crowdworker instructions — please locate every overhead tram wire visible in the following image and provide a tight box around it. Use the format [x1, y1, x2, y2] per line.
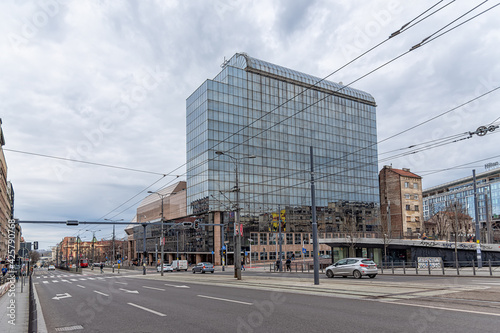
[3, 148, 170, 177]
[160, 1, 456, 182]
[244, 125, 498, 204]
[417, 153, 500, 177]
[237, 83, 500, 196]
[218, 0, 458, 157]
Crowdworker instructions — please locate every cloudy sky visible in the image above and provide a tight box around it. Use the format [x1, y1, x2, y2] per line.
[1, 0, 499, 251]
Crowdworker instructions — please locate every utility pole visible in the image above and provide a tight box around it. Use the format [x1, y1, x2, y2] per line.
[310, 146, 320, 285]
[148, 191, 167, 276]
[112, 225, 115, 273]
[278, 204, 282, 272]
[472, 170, 482, 268]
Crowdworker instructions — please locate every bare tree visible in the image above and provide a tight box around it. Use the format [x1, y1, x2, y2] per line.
[29, 251, 41, 266]
[428, 202, 449, 240]
[446, 201, 473, 267]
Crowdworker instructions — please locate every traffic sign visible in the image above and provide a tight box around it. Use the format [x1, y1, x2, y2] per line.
[222, 245, 226, 250]
[18, 248, 29, 258]
[118, 260, 121, 264]
[302, 248, 306, 254]
[211, 251, 214, 255]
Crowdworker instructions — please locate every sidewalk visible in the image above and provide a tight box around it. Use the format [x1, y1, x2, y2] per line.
[0, 277, 29, 333]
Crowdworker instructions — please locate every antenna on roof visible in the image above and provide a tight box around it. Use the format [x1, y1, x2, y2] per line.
[221, 56, 229, 69]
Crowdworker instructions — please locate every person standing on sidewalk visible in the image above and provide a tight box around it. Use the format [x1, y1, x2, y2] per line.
[286, 258, 291, 272]
[100, 263, 104, 274]
[241, 259, 245, 271]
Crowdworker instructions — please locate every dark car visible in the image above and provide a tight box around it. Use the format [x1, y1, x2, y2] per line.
[192, 262, 214, 274]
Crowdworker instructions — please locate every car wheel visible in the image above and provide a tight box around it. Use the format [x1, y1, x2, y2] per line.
[353, 270, 362, 279]
[192, 270, 196, 274]
[202, 271, 206, 274]
[342, 275, 347, 278]
[211, 271, 214, 273]
[326, 270, 334, 278]
[368, 274, 376, 279]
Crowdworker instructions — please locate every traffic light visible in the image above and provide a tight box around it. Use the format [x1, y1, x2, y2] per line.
[33, 241, 38, 250]
[194, 221, 199, 229]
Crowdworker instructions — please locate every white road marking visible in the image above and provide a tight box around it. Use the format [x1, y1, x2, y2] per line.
[93, 290, 109, 297]
[379, 300, 500, 317]
[115, 282, 128, 285]
[164, 283, 190, 288]
[77, 285, 86, 289]
[52, 281, 59, 283]
[61, 279, 71, 283]
[197, 295, 253, 305]
[143, 286, 165, 291]
[119, 288, 138, 294]
[52, 293, 72, 300]
[127, 303, 166, 317]
[79, 278, 87, 281]
[87, 278, 96, 280]
[42, 281, 49, 284]
[54, 325, 84, 331]
[70, 279, 79, 282]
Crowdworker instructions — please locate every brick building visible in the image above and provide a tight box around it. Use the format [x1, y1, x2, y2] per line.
[379, 166, 424, 238]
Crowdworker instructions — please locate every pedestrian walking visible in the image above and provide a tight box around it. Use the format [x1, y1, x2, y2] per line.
[286, 258, 291, 272]
[100, 263, 104, 274]
[275, 260, 280, 271]
[241, 259, 245, 271]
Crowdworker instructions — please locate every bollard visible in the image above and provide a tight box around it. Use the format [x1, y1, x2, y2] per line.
[441, 262, 445, 275]
[415, 261, 418, 275]
[403, 261, 406, 275]
[391, 261, 394, 274]
[456, 261, 460, 276]
[489, 259, 492, 276]
[428, 260, 431, 275]
[472, 260, 476, 276]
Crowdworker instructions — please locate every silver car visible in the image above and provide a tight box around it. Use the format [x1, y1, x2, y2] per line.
[325, 258, 377, 279]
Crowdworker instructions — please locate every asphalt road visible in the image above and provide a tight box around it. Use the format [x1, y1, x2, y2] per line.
[33, 268, 500, 332]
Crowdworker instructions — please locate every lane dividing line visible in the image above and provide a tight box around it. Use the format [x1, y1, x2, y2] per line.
[115, 282, 128, 285]
[378, 300, 500, 317]
[197, 295, 253, 305]
[77, 285, 86, 289]
[143, 286, 165, 291]
[127, 303, 166, 317]
[93, 290, 109, 297]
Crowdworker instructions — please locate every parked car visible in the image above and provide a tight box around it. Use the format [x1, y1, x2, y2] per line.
[48, 265, 56, 271]
[325, 258, 377, 279]
[93, 262, 101, 267]
[192, 262, 214, 274]
[157, 264, 174, 272]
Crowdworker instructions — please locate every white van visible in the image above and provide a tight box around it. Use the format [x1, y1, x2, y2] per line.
[171, 260, 188, 271]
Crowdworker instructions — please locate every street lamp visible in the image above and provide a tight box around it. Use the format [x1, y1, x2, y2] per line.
[215, 150, 256, 280]
[105, 219, 123, 273]
[147, 191, 168, 276]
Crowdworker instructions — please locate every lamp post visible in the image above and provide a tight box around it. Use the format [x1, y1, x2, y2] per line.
[215, 151, 256, 280]
[147, 191, 168, 276]
[105, 219, 123, 273]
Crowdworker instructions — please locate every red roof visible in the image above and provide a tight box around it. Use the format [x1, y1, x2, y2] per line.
[390, 168, 421, 179]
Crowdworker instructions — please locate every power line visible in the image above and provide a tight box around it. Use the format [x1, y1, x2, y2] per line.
[3, 148, 173, 177]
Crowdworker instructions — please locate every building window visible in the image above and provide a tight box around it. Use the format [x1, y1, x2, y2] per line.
[260, 252, 268, 260]
[414, 194, 418, 200]
[259, 233, 267, 245]
[405, 194, 410, 199]
[406, 216, 411, 222]
[415, 217, 420, 222]
[286, 233, 293, 245]
[295, 233, 301, 244]
[406, 205, 411, 210]
[405, 182, 409, 188]
[415, 205, 419, 211]
[413, 183, 418, 189]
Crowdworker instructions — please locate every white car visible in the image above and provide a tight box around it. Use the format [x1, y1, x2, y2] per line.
[325, 258, 378, 279]
[48, 265, 56, 271]
[157, 264, 174, 272]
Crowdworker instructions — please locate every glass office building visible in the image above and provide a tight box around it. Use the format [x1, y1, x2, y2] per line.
[186, 53, 379, 229]
[423, 169, 500, 228]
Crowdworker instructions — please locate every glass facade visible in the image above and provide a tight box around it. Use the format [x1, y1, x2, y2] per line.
[423, 169, 500, 223]
[186, 53, 379, 227]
